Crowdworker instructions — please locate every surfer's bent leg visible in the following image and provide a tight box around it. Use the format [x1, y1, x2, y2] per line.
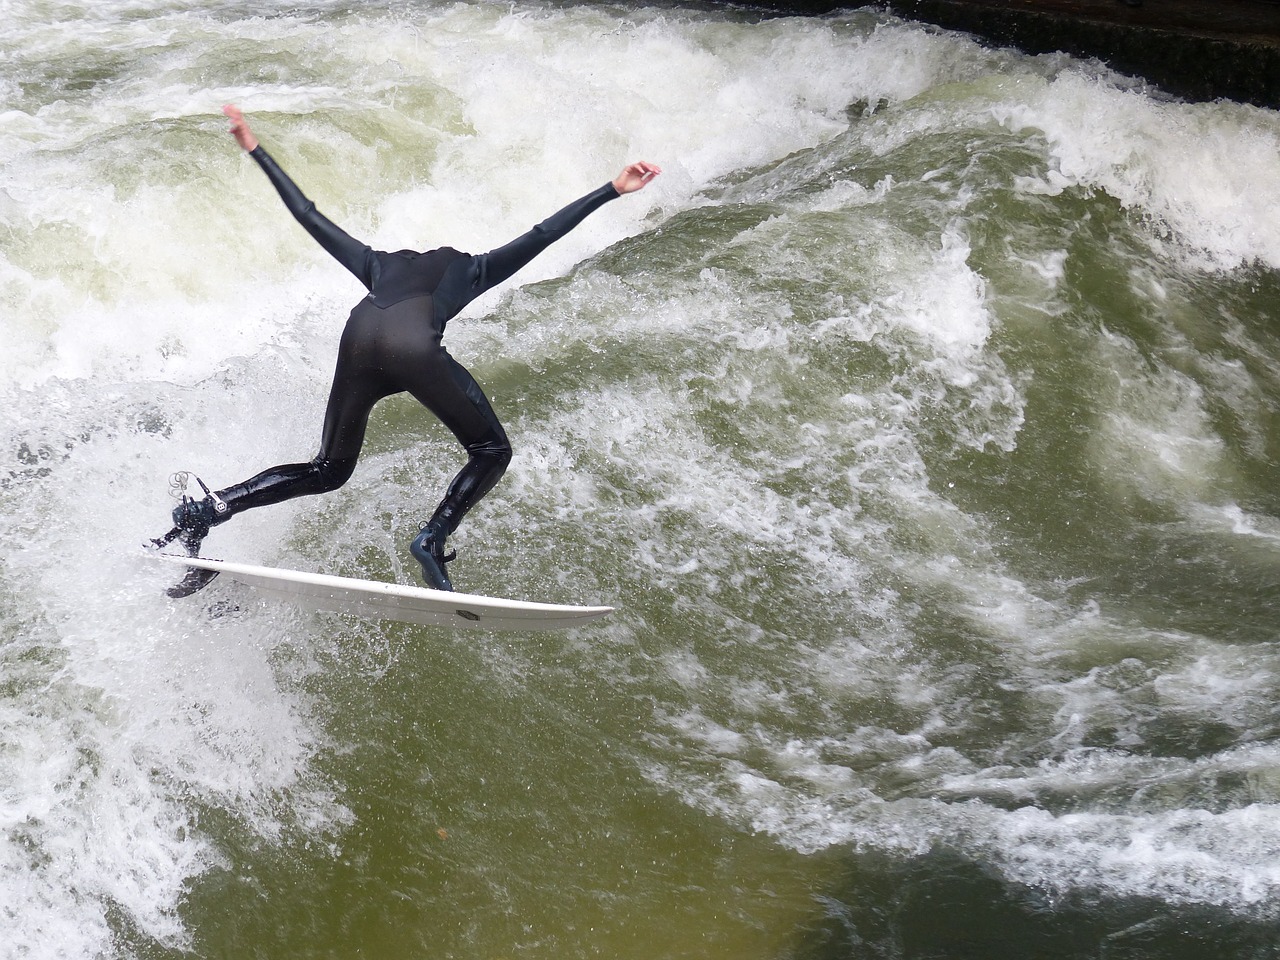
[209, 314, 387, 517]
[213, 454, 358, 514]
[162, 314, 387, 553]
[386, 318, 512, 591]
[409, 362, 512, 590]
[416, 349, 513, 536]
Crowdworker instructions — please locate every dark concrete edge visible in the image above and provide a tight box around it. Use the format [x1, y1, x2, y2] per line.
[696, 0, 1280, 109]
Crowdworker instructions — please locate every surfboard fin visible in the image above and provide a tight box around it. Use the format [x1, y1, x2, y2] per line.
[165, 565, 220, 598]
[147, 531, 222, 597]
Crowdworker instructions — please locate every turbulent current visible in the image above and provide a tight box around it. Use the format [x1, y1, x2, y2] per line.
[4, 2, 1280, 957]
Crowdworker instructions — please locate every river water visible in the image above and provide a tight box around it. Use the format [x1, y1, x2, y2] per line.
[4, 1, 1280, 957]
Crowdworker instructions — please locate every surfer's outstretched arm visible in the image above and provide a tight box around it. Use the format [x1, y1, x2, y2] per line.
[462, 160, 663, 306]
[222, 104, 376, 287]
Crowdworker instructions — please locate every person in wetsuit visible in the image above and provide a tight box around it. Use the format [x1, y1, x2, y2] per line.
[154, 104, 660, 597]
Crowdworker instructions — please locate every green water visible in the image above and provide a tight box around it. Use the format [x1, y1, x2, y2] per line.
[4, 2, 1280, 958]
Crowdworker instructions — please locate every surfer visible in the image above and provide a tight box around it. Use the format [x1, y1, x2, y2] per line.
[152, 104, 660, 597]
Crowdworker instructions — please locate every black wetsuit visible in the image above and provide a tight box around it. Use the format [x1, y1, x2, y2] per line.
[211, 146, 620, 541]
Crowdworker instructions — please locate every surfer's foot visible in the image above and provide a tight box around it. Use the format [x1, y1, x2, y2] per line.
[410, 524, 456, 592]
[172, 498, 214, 551]
[150, 473, 231, 598]
[152, 501, 222, 597]
[166, 566, 220, 599]
[167, 475, 231, 556]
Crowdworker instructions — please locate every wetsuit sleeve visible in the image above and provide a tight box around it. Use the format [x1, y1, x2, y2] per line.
[249, 146, 377, 289]
[469, 182, 621, 297]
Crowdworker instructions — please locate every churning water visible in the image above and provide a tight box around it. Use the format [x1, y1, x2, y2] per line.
[4, 1, 1280, 957]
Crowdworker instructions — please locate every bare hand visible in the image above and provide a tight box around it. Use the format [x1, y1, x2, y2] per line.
[613, 161, 661, 195]
[222, 104, 259, 152]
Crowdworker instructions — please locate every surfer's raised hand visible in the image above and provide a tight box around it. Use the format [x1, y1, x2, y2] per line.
[222, 104, 259, 152]
[613, 161, 661, 194]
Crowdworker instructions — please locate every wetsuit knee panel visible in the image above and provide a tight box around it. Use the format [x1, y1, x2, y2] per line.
[466, 436, 513, 467]
[315, 455, 359, 492]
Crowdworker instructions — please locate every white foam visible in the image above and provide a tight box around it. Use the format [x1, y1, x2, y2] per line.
[1088, 328, 1229, 505]
[8, 1, 1280, 949]
[995, 70, 1280, 270]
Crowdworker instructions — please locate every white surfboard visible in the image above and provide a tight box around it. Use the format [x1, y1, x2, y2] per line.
[151, 553, 613, 631]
